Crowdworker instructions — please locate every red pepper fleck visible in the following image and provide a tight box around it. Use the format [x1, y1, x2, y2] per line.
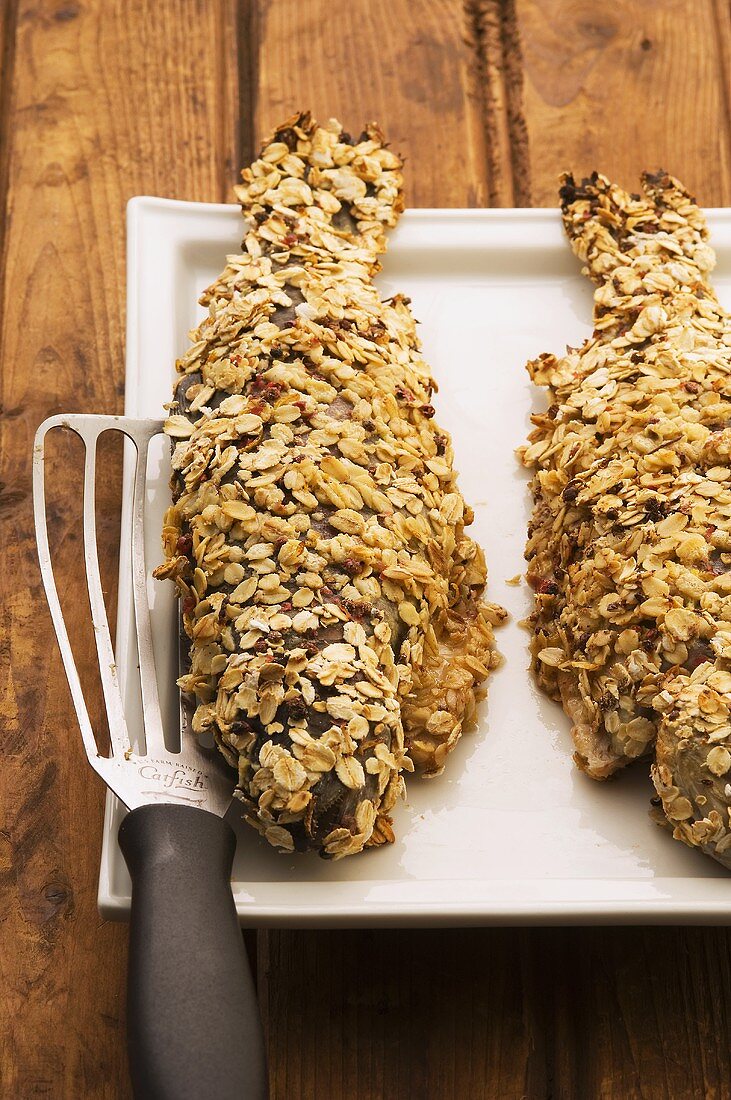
[343, 598, 371, 618]
[264, 382, 284, 403]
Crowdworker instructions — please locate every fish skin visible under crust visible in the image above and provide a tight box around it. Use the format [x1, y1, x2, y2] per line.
[522, 169, 731, 870]
[155, 112, 504, 859]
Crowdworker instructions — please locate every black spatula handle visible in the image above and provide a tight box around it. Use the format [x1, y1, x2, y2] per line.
[118, 803, 267, 1100]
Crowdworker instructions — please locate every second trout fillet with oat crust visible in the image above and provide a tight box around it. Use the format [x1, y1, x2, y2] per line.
[522, 170, 731, 870]
[155, 113, 504, 859]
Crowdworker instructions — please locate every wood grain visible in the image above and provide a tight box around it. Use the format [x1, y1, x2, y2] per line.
[260, 927, 731, 1100]
[544, 928, 731, 1100]
[0, 2, 238, 1096]
[260, 928, 545, 1100]
[251, 0, 493, 207]
[516, 0, 731, 206]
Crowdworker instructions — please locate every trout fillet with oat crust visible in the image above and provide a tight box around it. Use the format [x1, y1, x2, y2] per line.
[155, 113, 504, 859]
[522, 170, 731, 870]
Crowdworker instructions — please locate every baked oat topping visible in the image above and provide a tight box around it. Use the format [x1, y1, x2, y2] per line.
[155, 112, 504, 858]
[521, 169, 731, 870]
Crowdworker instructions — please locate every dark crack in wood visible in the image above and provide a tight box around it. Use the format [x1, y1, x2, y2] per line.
[0, 0, 18, 281]
[237, 0, 261, 170]
[464, 0, 531, 206]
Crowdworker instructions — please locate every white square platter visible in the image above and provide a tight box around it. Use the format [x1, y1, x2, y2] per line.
[98, 199, 731, 924]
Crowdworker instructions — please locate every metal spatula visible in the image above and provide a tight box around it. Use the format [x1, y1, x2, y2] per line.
[33, 413, 268, 1100]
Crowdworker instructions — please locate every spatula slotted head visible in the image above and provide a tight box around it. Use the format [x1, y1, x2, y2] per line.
[33, 413, 235, 817]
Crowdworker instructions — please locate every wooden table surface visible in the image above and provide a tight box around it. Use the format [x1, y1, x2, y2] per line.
[2, 1, 731, 1097]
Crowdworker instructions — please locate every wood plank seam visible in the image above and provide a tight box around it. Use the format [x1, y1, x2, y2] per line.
[711, 0, 731, 199]
[215, 3, 242, 200]
[464, 0, 531, 206]
[498, 0, 531, 206]
[0, 0, 19, 289]
[236, 0, 259, 171]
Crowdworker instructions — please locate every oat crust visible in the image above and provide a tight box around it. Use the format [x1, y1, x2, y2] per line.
[522, 169, 731, 870]
[155, 113, 504, 858]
